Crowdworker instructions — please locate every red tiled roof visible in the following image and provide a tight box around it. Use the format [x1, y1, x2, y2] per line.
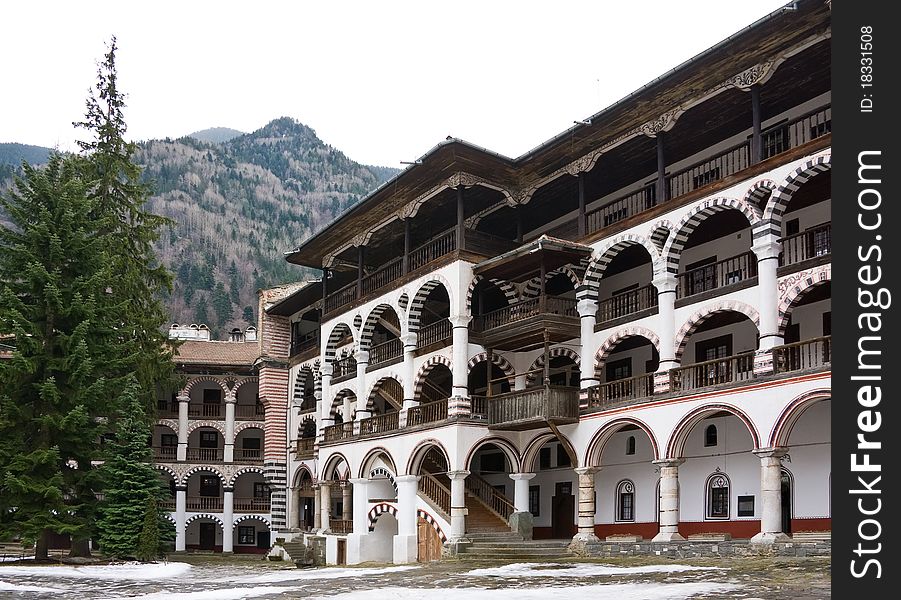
[174, 340, 259, 367]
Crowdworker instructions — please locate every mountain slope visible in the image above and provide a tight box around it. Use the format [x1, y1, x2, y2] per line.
[187, 127, 245, 144]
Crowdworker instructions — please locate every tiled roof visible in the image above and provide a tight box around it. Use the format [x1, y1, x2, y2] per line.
[175, 340, 259, 367]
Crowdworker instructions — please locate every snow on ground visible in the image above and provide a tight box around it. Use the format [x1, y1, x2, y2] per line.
[0, 561, 192, 580]
[310, 582, 742, 600]
[97, 586, 299, 600]
[228, 565, 419, 584]
[466, 562, 724, 578]
[0, 580, 65, 593]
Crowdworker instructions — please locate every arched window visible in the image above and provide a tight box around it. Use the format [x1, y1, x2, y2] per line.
[706, 473, 730, 519]
[704, 424, 718, 447]
[616, 480, 635, 522]
[626, 436, 636, 455]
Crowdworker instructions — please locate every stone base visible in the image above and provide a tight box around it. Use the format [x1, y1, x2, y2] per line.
[569, 532, 600, 556]
[393, 533, 418, 564]
[751, 531, 791, 544]
[688, 533, 731, 542]
[509, 512, 533, 540]
[580, 539, 830, 558]
[606, 534, 643, 542]
[652, 531, 686, 542]
[443, 538, 473, 557]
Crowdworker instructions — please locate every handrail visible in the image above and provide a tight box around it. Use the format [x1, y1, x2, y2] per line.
[587, 184, 656, 234]
[328, 519, 354, 534]
[597, 284, 658, 323]
[469, 396, 488, 419]
[584, 373, 656, 409]
[234, 448, 263, 464]
[407, 399, 449, 427]
[408, 228, 457, 272]
[669, 351, 756, 393]
[363, 256, 403, 295]
[295, 437, 315, 456]
[186, 496, 224, 511]
[677, 251, 757, 298]
[290, 329, 320, 357]
[152, 446, 177, 460]
[332, 354, 357, 380]
[188, 403, 224, 419]
[235, 403, 265, 420]
[780, 223, 831, 267]
[419, 472, 451, 516]
[474, 295, 577, 331]
[772, 336, 831, 373]
[668, 140, 750, 199]
[359, 411, 400, 436]
[322, 422, 354, 443]
[416, 318, 452, 348]
[466, 472, 514, 521]
[234, 497, 271, 512]
[369, 337, 403, 367]
[761, 105, 831, 160]
[486, 386, 580, 426]
[185, 447, 223, 461]
[324, 280, 358, 315]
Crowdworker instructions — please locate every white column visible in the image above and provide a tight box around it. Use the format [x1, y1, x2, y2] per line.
[320, 364, 335, 430]
[652, 273, 677, 394]
[401, 333, 418, 409]
[447, 470, 469, 539]
[288, 486, 301, 530]
[222, 487, 234, 553]
[341, 482, 352, 521]
[653, 459, 685, 542]
[319, 482, 332, 533]
[393, 475, 420, 563]
[509, 472, 536, 513]
[177, 395, 189, 462]
[354, 350, 369, 420]
[450, 316, 470, 399]
[513, 374, 527, 391]
[175, 486, 187, 552]
[577, 299, 599, 389]
[224, 393, 236, 463]
[573, 467, 600, 542]
[312, 484, 321, 530]
[752, 448, 790, 543]
[349, 478, 370, 534]
[752, 236, 783, 376]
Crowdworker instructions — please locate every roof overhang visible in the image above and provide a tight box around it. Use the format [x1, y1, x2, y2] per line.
[472, 236, 593, 283]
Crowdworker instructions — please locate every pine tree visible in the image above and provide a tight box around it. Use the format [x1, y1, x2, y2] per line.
[242, 306, 254, 324]
[96, 381, 172, 560]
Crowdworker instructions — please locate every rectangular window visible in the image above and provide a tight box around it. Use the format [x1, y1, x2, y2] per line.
[810, 226, 831, 256]
[762, 124, 789, 159]
[692, 166, 721, 189]
[199, 476, 219, 497]
[695, 334, 732, 363]
[810, 119, 831, 139]
[203, 388, 222, 404]
[539, 447, 551, 470]
[238, 526, 255, 544]
[785, 218, 800, 236]
[199, 431, 218, 448]
[737, 495, 755, 517]
[606, 357, 632, 382]
[619, 491, 634, 521]
[528, 485, 540, 517]
[242, 437, 261, 450]
[160, 434, 177, 447]
[254, 482, 270, 499]
[822, 312, 831, 336]
[556, 444, 571, 467]
[685, 256, 717, 296]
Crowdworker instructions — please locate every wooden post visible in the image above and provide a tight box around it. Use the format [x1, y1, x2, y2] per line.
[356, 245, 365, 299]
[486, 349, 493, 398]
[656, 133, 667, 204]
[402, 218, 411, 275]
[516, 207, 523, 244]
[539, 254, 547, 313]
[456, 186, 465, 252]
[321, 267, 329, 306]
[577, 172, 586, 237]
[751, 86, 762, 164]
[543, 330, 550, 386]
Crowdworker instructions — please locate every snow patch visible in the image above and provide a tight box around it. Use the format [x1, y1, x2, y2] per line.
[99, 586, 298, 600]
[0, 580, 65, 593]
[0, 561, 192, 580]
[466, 562, 723, 578]
[229, 565, 419, 583]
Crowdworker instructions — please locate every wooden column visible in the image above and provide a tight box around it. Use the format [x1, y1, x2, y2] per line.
[486, 349, 493, 398]
[539, 254, 547, 313]
[456, 186, 465, 252]
[543, 330, 550, 385]
[321, 267, 329, 305]
[402, 218, 411, 275]
[751, 86, 762, 164]
[515, 207, 523, 244]
[577, 172, 586, 237]
[656, 133, 668, 204]
[356, 245, 365, 298]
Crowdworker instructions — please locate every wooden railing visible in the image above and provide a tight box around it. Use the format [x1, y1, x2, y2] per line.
[417, 318, 451, 348]
[359, 411, 400, 436]
[669, 352, 756, 393]
[669, 140, 750, 199]
[761, 105, 832, 160]
[234, 497, 271, 512]
[329, 519, 354, 534]
[584, 374, 656, 409]
[186, 496, 223, 511]
[409, 228, 457, 272]
[470, 396, 488, 419]
[487, 386, 580, 427]
[363, 257, 403, 295]
[407, 399, 449, 427]
[295, 437, 315, 457]
[153, 446, 177, 461]
[780, 223, 831, 267]
[464, 228, 519, 257]
[773, 336, 831, 374]
[290, 330, 320, 357]
[677, 251, 757, 299]
[597, 284, 658, 323]
[156, 400, 179, 418]
[587, 184, 656, 234]
[188, 403, 224, 419]
[466, 473, 514, 521]
[158, 499, 176, 510]
[325, 281, 358, 315]
[323, 422, 354, 443]
[419, 472, 451, 516]
[369, 337, 402, 367]
[235, 404, 265, 420]
[475, 295, 577, 331]
[332, 354, 357, 380]
[186, 447, 223, 461]
[234, 448, 263, 464]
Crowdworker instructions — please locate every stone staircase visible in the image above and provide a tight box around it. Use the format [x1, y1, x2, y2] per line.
[456, 532, 574, 561]
[278, 540, 314, 565]
[464, 493, 509, 532]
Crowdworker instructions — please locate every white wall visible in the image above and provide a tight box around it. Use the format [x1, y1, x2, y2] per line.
[785, 399, 831, 519]
[782, 198, 831, 235]
[597, 263, 654, 303]
[682, 318, 759, 364]
[787, 298, 830, 340]
[596, 429, 658, 524]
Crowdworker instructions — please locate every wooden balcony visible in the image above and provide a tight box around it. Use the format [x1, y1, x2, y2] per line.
[188, 403, 225, 419]
[185, 447, 224, 462]
[472, 295, 579, 351]
[234, 497, 271, 513]
[156, 400, 179, 419]
[416, 318, 451, 351]
[779, 223, 831, 273]
[359, 412, 400, 436]
[186, 496, 223, 512]
[289, 330, 320, 359]
[331, 355, 357, 383]
[323, 422, 354, 443]
[328, 519, 354, 534]
[583, 374, 656, 410]
[153, 446, 177, 461]
[233, 448, 264, 464]
[406, 399, 449, 427]
[486, 386, 580, 431]
[295, 437, 315, 459]
[669, 352, 756, 393]
[773, 336, 831, 374]
[419, 473, 451, 516]
[597, 284, 658, 326]
[368, 337, 402, 370]
[235, 403, 265, 420]
[676, 251, 757, 301]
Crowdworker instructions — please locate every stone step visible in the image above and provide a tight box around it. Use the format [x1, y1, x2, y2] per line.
[457, 551, 574, 560]
[467, 541, 570, 549]
[462, 545, 571, 554]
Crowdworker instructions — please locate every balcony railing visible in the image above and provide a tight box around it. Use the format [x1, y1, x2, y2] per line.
[474, 295, 577, 332]
[761, 105, 832, 160]
[773, 336, 831, 374]
[325, 282, 359, 315]
[419, 472, 451, 516]
[669, 351, 756, 393]
[408, 228, 457, 272]
[159, 499, 176, 510]
[406, 399, 449, 427]
[584, 373, 656, 409]
[234, 497, 271, 513]
[329, 519, 354, 534]
[234, 448, 263, 464]
[186, 496, 223, 511]
[416, 318, 451, 349]
[677, 252, 757, 299]
[188, 403, 224, 419]
[369, 337, 402, 368]
[186, 447, 224, 462]
[153, 446, 177, 461]
[597, 284, 658, 324]
[235, 404, 265, 420]
[156, 400, 179, 418]
[469, 396, 488, 419]
[290, 330, 320, 357]
[332, 355, 357, 381]
[323, 422, 354, 443]
[669, 140, 751, 199]
[359, 411, 400, 436]
[587, 184, 657, 234]
[466, 473, 514, 521]
[295, 437, 315, 458]
[780, 223, 831, 268]
[487, 386, 580, 429]
[363, 257, 403, 295]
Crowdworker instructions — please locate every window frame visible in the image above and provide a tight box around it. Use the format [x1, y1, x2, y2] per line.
[705, 473, 730, 520]
[615, 479, 636, 522]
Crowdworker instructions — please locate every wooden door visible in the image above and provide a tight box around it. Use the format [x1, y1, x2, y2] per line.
[199, 523, 216, 550]
[417, 518, 442, 562]
[551, 482, 575, 539]
[337, 539, 347, 565]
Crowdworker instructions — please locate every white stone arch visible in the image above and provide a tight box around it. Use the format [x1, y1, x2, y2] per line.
[153, 463, 179, 482]
[234, 514, 271, 527]
[359, 446, 399, 480]
[743, 178, 777, 210]
[583, 416, 662, 466]
[466, 275, 520, 316]
[365, 373, 404, 409]
[233, 422, 265, 436]
[360, 303, 403, 352]
[407, 276, 455, 332]
[467, 352, 515, 388]
[521, 265, 582, 298]
[329, 388, 357, 420]
[594, 325, 661, 379]
[229, 466, 266, 487]
[185, 513, 224, 528]
[324, 321, 357, 363]
[186, 420, 227, 437]
[155, 419, 179, 434]
[648, 219, 675, 253]
[465, 436, 522, 473]
[405, 438, 454, 476]
[665, 403, 762, 460]
[768, 388, 831, 449]
[578, 233, 662, 303]
[321, 452, 351, 481]
[777, 264, 831, 335]
[760, 153, 831, 235]
[521, 432, 577, 471]
[180, 465, 226, 486]
[232, 376, 259, 396]
[525, 346, 581, 385]
[413, 355, 452, 400]
[367, 502, 398, 531]
[673, 300, 760, 362]
[183, 375, 229, 396]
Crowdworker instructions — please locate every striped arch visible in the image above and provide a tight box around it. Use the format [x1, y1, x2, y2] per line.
[648, 219, 675, 253]
[406, 438, 453, 475]
[234, 514, 271, 527]
[366, 374, 404, 410]
[525, 347, 581, 385]
[186, 420, 226, 436]
[417, 509, 448, 542]
[761, 153, 831, 235]
[744, 178, 777, 210]
[464, 436, 522, 473]
[521, 431, 578, 471]
[152, 463, 179, 481]
[321, 452, 350, 481]
[180, 465, 226, 486]
[662, 197, 761, 274]
[185, 513, 224, 528]
[367, 502, 398, 531]
[229, 466, 266, 487]
[360, 303, 403, 352]
[467, 352, 515, 387]
[578, 234, 661, 302]
[594, 325, 661, 377]
[413, 355, 452, 399]
[183, 376, 229, 396]
[665, 403, 761, 459]
[769, 388, 831, 448]
[369, 468, 398, 496]
[522, 265, 581, 298]
[161, 514, 176, 526]
[292, 366, 316, 408]
[155, 419, 179, 434]
[673, 300, 760, 362]
[777, 264, 831, 335]
[408, 276, 454, 332]
[583, 417, 661, 466]
[466, 276, 519, 315]
[330, 388, 357, 419]
[234, 422, 264, 436]
[324, 321, 356, 363]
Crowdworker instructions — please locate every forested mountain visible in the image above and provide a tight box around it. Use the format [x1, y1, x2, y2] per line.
[1, 119, 399, 335]
[187, 127, 245, 144]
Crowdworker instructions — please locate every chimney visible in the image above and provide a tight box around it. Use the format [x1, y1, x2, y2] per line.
[244, 326, 258, 342]
[229, 327, 244, 343]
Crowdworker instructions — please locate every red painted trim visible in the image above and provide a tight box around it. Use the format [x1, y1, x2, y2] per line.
[594, 522, 659, 540]
[532, 525, 577, 540]
[790, 517, 831, 532]
[678, 519, 760, 539]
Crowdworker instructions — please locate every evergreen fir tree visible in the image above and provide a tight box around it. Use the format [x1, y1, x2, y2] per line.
[242, 306, 254, 324]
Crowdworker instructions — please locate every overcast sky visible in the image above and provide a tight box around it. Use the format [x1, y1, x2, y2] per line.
[3, 1, 790, 167]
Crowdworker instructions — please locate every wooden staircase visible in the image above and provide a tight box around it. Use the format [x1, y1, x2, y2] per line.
[464, 493, 509, 532]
